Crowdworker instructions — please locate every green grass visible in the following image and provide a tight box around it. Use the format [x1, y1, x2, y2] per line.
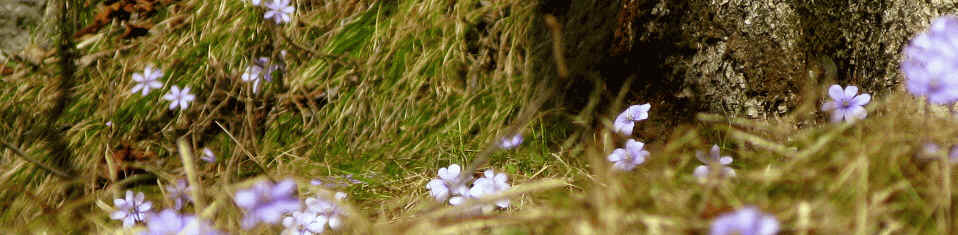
[0, 0, 956, 234]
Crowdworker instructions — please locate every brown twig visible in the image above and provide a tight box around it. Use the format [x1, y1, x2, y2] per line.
[544, 15, 568, 79]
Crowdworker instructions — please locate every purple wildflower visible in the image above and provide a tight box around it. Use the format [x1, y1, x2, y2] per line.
[468, 169, 511, 212]
[821, 85, 870, 123]
[264, 0, 294, 24]
[951, 145, 958, 164]
[110, 190, 153, 228]
[282, 210, 327, 235]
[607, 139, 650, 171]
[241, 57, 280, 93]
[234, 179, 301, 229]
[903, 16, 958, 104]
[165, 179, 193, 210]
[140, 209, 223, 235]
[201, 148, 216, 163]
[301, 192, 347, 231]
[131, 65, 163, 96]
[499, 134, 523, 150]
[710, 206, 779, 235]
[613, 103, 651, 136]
[694, 145, 736, 179]
[426, 164, 470, 204]
[162, 85, 196, 111]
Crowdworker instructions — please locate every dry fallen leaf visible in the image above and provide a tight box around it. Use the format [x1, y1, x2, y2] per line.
[74, 0, 164, 39]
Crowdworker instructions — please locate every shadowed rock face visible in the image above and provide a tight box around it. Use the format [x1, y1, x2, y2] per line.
[0, 0, 46, 56]
[551, 0, 956, 120]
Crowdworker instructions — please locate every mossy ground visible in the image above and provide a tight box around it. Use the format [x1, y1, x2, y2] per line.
[0, 0, 955, 234]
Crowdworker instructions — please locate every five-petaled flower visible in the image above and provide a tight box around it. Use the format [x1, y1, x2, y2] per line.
[164, 179, 193, 210]
[694, 145, 736, 179]
[468, 169, 512, 212]
[607, 139, 650, 171]
[902, 15, 958, 105]
[264, 0, 295, 24]
[614, 104, 651, 136]
[162, 85, 196, 111]
[499, 134, 523, 150]
[234, 179, 302, 229]
[131, 65, 163, 96]
[111, 190, 153, 228]
[821, 84, 870, 123]
[709, 206, 780, 235]
[140, 209, 223, 235]
[426, 164, 470, 204]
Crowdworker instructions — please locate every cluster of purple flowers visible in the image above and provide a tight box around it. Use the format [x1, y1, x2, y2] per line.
[231, 178, 350, 234]
[110, 176, 351, 234]
[426, 164, 512, 213]
[129, 65, 195, 111]
[606, 104, 779, 233]
[110, 186, 223, 234]
[107, 10, 958, 235]
[140, 209, 224, 235]
[234, 179, 302, 229]
[607, 104, 652, 171]
[241, 57, 284, 94]
[282, 192, 347, 234]
[903, 15, 958, 105]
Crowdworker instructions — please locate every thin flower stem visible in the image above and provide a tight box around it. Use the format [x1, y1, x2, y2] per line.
[215, 121, 275, 182]
[1, 141, 72, 179]
[177, 137, 206, 215]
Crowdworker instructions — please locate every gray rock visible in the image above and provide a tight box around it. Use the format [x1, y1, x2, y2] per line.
[552, 0, 958, 119]
[0, 0, 46, 57]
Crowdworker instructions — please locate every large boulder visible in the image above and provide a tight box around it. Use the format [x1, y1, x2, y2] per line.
[550, 0, 956, 119]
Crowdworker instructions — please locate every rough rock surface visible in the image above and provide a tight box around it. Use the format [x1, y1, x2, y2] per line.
[0, 0, 46, 57]
[550, 0, 958, 120]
